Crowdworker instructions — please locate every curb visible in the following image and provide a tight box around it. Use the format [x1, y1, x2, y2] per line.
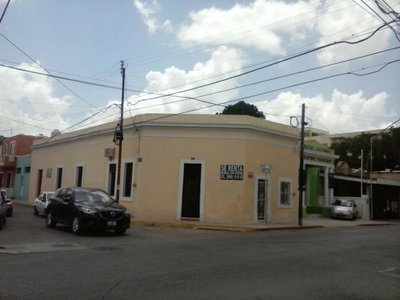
[358, 223, 395, 227]
[131, 220, 323, 232]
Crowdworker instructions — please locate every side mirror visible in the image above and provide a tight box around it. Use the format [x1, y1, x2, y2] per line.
[11, 196, 15, 200]
[63, 196, 71, 202]
[354, 205, 357, 207]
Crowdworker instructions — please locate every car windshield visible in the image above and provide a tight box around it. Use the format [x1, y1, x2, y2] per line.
[334, 200, 353, 207]
[74, 190, 115, 203]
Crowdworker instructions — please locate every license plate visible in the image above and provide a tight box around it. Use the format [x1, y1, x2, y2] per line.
[108, 221, 117, 227]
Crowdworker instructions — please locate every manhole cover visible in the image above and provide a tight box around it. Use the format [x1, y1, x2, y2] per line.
[380, 267, 400, 278]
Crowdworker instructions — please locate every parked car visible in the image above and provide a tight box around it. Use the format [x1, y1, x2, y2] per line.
[46, 187, 131, 235]
[0, 191, 7, 229]
[1, 190, 13, 217]
[330, 199, 359, 220]
[33, 191, 54, 216]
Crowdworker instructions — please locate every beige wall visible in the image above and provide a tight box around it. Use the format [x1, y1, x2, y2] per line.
[29, 115, 300, 225]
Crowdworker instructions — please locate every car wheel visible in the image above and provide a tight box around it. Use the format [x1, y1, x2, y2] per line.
[72, 216, 82, 235]
[46, 211, 56, 228]
[33, 206, 39, 216]
[115, 228, 127, 235]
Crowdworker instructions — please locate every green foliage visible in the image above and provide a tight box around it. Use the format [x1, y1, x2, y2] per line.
[218, 101, 265, 119]
[330, 128, 400, 171]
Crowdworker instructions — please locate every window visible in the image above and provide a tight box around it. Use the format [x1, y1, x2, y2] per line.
[123, 162, 134, 198]
[75, 166, 83, 187]
[56, 168, 63, 189]
[279, 179, 292, 207]
[16, 168, 22, 174]
[10, 141, 15, 157]
[0, 145, 2, 161]
[25, 167, 31, 173]
[4, 144, 8, 156]
[107, 163, 117, 197]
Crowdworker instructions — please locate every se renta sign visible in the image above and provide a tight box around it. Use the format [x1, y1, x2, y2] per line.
[220, 165, 244, 180]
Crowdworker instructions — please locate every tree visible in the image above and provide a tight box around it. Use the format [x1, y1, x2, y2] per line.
[218, 101, 265, 119]
[330, 128, 400, 171]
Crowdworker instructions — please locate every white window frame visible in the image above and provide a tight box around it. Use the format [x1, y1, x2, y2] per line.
[176, 160, 206, 221]
[278, 178, 292, 208]
[121, 158, 135, 202]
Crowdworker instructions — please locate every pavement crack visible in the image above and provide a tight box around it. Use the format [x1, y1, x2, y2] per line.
[100, 280, 124, 299]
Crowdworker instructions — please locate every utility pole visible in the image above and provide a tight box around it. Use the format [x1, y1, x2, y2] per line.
[115, 61, 126, 203]
[298, 103, 306, 226]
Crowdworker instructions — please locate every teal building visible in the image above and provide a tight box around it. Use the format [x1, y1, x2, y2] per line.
[14, 155, 31, 201]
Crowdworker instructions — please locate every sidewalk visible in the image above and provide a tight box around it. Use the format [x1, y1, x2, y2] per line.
[12, 200, 398, 232]
[131, 215, 399, 232]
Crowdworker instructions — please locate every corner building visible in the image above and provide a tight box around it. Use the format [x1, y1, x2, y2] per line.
[29, 114, 300, 225]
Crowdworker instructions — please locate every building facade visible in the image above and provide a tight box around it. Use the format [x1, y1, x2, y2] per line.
[29, 114, 301, 225]
[0, 134, 42, 197]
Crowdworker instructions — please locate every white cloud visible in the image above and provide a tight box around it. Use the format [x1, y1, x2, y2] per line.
[133, 0, 161, 34]
[162, 19, 173, 33]
[315, 0, 394, 64]
[254, 89, 396, 133]
[124, 46, 246, 115]
[0, 63, 71, 136]
[177, 0, 320, 55]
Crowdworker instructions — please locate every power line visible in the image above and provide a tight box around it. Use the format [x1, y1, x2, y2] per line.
[128, 20, 397, 106]
[0, 33, 102, 111]
[0, 0, 11, 24]
[105, 59, 400, 130]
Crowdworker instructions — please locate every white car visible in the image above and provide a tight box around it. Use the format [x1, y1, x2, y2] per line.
[33, 191, 54, 216]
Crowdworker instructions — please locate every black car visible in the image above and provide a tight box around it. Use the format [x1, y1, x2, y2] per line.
[1, 190, 13, 217]
[46, 187, 131, 235]
[0, 191, 7, 230]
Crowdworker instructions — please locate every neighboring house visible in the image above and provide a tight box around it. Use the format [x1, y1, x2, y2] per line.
[14, 155, 32, 202]
[305, 130, 400, 220]
[0, 134, 43, 198]
[30, 114, 302, 225]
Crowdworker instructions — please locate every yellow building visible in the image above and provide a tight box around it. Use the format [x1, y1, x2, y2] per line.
[29, 114, 300, 225]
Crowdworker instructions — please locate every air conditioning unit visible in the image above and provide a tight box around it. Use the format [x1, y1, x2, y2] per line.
[104, 148, 115, 158]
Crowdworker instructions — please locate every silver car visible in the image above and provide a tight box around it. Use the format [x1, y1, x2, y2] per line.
[330, 199, 359, 220]
[33, 191, 54, 216]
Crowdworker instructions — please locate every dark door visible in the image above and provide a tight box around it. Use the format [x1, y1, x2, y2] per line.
[181, 163, 201, 219]
[36, 169, 43, 197]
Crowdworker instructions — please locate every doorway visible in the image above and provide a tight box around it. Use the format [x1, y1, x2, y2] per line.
[180, 163, 202, 220]
[36, 169, 43, 197]
[256, 177, 269, 223]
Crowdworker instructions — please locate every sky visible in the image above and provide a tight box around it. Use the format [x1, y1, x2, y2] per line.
[0, 0, 399, 137]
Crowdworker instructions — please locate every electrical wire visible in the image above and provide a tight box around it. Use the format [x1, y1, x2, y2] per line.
[128, 20, 397, 106]
[84, 59, 400, 131]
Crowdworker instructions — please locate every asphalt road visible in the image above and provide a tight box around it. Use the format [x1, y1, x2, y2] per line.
[0, 205, 399, 300]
